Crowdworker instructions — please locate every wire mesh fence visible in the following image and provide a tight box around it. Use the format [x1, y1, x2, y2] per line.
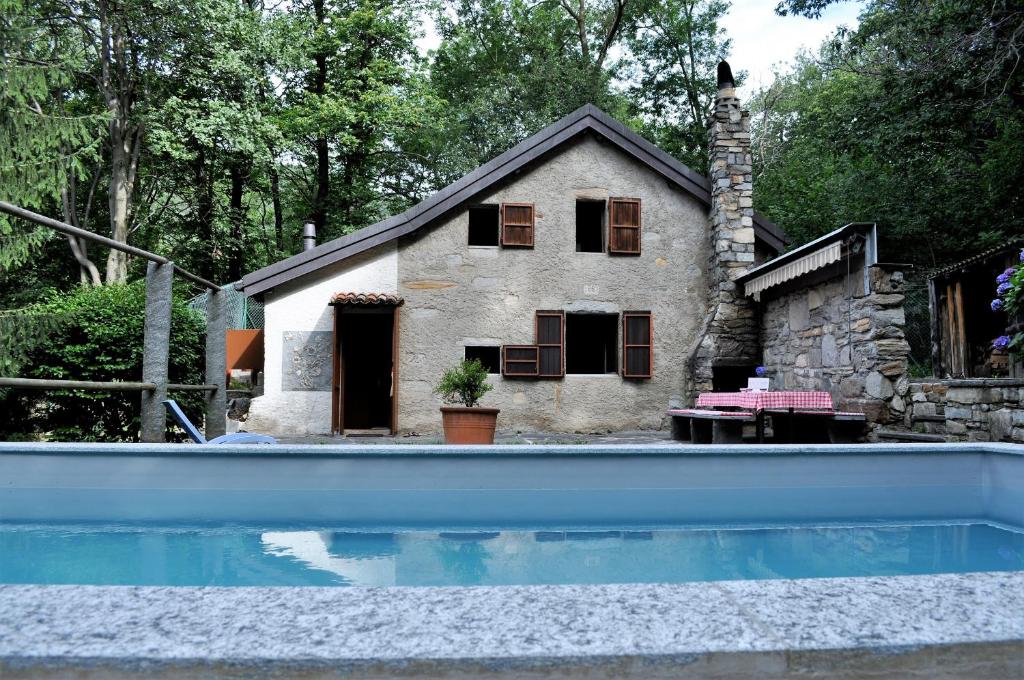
[903, 275, 933, 377]
[187, 283, 264, 330]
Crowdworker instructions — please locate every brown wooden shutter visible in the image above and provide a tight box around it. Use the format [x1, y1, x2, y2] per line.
[535, 311, 564, 377]
[501, 203, 535, 247]
[622, 311, 653, 378]
[502, 345, 539, 376]
[608, 198, 641, 255]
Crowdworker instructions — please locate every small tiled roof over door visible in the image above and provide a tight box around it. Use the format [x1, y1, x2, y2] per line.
[329, 292, 404, 306]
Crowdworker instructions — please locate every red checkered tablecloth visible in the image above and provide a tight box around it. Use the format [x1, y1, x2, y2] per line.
[695, 391, 833, 413]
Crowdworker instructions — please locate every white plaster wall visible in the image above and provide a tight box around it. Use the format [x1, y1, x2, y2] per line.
[397, 135, 711, 434]
[246, 244, 398, 435]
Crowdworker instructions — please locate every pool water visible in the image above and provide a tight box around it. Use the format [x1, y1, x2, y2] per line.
[2, 521, 1022, 587]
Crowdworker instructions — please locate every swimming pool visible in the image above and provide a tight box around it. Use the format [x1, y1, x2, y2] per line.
[2, 442, 1023, 679]
[2, 442, 1022, 587]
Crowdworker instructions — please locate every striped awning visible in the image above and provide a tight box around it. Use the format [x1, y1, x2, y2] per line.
[329, 292, 404, 306]
[744, 241, 842, 300]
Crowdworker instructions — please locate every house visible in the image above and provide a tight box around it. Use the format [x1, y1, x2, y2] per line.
[237, 62, 789, 435]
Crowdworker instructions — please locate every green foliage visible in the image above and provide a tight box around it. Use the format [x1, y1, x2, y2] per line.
[752, 1, 1024, 268]
[433, 359, 494, 408]
[0, 282, 205, 441]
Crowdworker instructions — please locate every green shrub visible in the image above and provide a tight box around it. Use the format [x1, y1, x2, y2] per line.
[0, 282, 206, 441]
[433, 359, 493, 408]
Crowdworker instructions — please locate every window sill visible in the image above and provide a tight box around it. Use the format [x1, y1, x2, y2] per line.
[468, 245, 499, 250]
[565, 373, 620, 378]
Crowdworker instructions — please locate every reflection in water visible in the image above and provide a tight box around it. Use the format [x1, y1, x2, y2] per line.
[1, 523, 1022, 587]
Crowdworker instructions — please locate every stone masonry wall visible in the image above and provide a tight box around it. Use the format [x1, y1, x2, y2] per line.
[760, 264, 911, 434]
[904, 379, 1024, 443]
[691, 68, 759, 394]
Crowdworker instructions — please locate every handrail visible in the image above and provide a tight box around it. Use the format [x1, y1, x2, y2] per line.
[0, 377, 218, 392]
[0, 201, 220, 291]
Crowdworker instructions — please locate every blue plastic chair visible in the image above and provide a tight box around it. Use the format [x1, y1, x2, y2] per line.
[162, 399, 277, 445]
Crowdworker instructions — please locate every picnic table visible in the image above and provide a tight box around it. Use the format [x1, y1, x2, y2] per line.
[668, 391, 866, 443]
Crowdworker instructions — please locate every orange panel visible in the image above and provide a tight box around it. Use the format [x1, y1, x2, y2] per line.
[227, 329, 264, 372]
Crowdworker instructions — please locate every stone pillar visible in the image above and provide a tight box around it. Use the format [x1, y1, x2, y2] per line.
[140, 261, 173, 442]
[204, 288, 227, 439]
[692, 61, 760, 394]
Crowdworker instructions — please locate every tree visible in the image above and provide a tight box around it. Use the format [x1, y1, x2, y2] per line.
[626, 0, 733, 171]
[752, 0, 1024, 266]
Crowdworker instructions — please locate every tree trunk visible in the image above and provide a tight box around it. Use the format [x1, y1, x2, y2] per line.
[228, 160, 248, 282]
[269, 148, 284, 251]
[105, 117, 133, 283]
[309, 0, 329, 234]
[195, 148, 216, 280]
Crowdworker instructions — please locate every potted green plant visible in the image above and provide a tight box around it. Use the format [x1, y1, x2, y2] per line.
[434, 359, 499, 444]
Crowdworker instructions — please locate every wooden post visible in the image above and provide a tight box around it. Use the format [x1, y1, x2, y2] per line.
[927, 278, 941, 377]
[140, 261, 174, 442]
[204, 288, 228, 439]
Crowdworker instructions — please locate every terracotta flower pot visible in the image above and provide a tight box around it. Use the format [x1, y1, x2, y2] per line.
[440, 406, 500, 445]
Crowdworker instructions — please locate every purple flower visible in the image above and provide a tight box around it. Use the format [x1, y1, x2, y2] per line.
[1019, 248, 1024, 263]
[997, 282, 1012, 295]
[755, 366, 767, 377]
[993, 335, 1012, 351]
[997, 271, 1011, 284]
[992, 298, 1004, 311]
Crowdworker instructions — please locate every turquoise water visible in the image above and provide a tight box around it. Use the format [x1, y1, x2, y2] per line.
[2, 522, 1022, 587]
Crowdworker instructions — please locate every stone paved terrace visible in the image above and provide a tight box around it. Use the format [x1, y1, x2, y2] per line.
[275, 430, 676, 446]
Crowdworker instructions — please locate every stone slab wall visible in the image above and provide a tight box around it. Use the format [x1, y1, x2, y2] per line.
[760, 264, 910, 433]
[904, 379, 1024, 443]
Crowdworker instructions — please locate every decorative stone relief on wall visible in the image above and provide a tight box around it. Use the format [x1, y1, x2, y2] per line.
[282, 331, 332, 391]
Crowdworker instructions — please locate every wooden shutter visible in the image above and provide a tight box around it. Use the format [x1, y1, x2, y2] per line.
[622, 311, 653, 379]
[535, 311, 564, 378]
[608, 198, 641, 255]
[502, 345, 539, 376]
[501, 203, 535, 247]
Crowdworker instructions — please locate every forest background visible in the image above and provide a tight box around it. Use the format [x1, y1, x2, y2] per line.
[2, 0, 1020, 298]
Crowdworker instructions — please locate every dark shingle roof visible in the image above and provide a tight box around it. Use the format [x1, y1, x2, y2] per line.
[239, 105, 788, 296]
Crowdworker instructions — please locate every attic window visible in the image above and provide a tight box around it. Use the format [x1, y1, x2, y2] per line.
[576, 200, 604, 253]
[468, 205, 499, 246]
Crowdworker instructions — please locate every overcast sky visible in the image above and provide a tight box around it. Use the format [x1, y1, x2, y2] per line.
[416, 1, 863, 99]
[721, 0, 861, 96]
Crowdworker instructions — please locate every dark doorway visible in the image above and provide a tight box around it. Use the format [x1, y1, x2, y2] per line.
[575, 200, 604, 252]
[566, 313, 618, 373]
[338, 309, 394, 431]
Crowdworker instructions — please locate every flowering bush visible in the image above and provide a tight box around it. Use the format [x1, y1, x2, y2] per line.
[990, 249, 1024, 354]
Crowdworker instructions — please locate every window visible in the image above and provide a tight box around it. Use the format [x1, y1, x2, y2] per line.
[501, 203, 534, 247]
[502, 345, 539, 376]
[608, 198, 641, 255]
[465, 346, 501, 373]
[623, 311, 653, 378]
[575, 200, 604, 252]
[468, 205, 499, 246]
[535, 311, 564, 377]
[565, 313, 618, 374]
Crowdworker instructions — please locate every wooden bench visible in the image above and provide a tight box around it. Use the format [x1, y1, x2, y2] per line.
[667, 409, 755, 444]
[763, 409, 867, 444]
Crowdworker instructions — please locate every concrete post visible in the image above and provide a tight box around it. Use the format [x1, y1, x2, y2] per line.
[204, 288, 228, 439]
[140, 261, 174, 442]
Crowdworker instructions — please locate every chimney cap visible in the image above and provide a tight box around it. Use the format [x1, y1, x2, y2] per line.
[716, 61, 735, 89]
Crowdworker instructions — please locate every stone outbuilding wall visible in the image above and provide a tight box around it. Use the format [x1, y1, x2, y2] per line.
[904, 379, 1024, 443]
[759, 264, 910, 434]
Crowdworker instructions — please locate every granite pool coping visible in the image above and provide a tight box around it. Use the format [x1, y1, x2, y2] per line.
[2, 572, 1023, 676]
[1, 440, 1022, 459]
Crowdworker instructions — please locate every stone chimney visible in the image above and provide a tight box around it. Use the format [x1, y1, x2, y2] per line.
[691, 61, 760, 393]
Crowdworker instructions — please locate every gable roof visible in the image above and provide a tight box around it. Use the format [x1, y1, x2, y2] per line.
[238, 105, 789, 296]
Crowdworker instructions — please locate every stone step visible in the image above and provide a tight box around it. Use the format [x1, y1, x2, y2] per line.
[911, 414, 946, 423]
[876, 430, 947, 443]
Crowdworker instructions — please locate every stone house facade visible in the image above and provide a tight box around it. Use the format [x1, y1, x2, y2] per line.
[238, 67, 789, 436]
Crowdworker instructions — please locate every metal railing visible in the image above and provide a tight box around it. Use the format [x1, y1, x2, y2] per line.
[0, 200, 227, 443]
